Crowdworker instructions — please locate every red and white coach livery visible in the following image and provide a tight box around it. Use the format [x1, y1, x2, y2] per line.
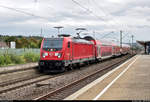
[38, 35, 130, 73]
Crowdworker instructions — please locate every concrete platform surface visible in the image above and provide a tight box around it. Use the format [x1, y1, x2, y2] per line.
[65, 55, 150, 100]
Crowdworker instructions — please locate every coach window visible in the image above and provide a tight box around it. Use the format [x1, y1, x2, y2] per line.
[68, 42, 70, 48]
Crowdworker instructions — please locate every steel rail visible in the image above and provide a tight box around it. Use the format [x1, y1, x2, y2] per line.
[0, 74, 43, 87]
[0, 75, 54, 94]
[34, 55, 134, 100]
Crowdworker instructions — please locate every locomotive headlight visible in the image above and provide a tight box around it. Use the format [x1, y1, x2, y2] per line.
[54, 53, 62, 58]
[57, 53, 62, 58]
[55, 53, 59, 56]
[42, 52, 48, 58]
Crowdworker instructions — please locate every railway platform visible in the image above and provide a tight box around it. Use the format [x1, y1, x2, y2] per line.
[65, 55, 150, 100]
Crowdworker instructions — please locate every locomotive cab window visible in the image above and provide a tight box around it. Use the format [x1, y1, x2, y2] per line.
[43, 38, 63, 51]
[68, 42, 70, 48]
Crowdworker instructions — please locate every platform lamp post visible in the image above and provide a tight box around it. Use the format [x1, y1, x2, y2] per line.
[120, 30, 123, 48]
[53, 26, 64, 36]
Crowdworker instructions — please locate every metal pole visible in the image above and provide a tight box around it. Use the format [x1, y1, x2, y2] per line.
[93, 31, 95, 39]
[131, 35, 134, 55]
[120, 30, 122, 48]
[40, 28, 42, 37]
[144, 43, 146, 54]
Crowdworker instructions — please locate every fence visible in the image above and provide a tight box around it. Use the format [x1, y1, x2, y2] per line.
[0, 48, 40, 55]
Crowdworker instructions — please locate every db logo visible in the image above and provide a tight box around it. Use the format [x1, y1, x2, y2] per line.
[49, 53, 53, 56]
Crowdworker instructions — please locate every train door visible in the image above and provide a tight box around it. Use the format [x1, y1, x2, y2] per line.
[97, 45, 101, 59]
[148, 43, 150, 54]
[112, 46, 115, 56]
[68, 41, 74, 68]
[68, 41, 74, 61]
[67, 41, 71, 60]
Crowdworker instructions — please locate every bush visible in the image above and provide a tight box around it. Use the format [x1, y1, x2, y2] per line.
[32, 53, 40, 62]
[4, 54, 12, 65]
[10, 54, 25, 64]
[0, 55, 5, 66]
[0, 52, 40, 66]
[23, 52, 40, 62]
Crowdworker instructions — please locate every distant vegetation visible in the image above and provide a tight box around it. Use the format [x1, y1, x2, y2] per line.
[0, 35, 43, 48]
[0, 52, 40, 67]
[0, 35, 41, 66]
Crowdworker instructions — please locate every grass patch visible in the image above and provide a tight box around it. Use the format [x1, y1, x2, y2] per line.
[23, 52, 40, 62]
[10, 54, 25, 64]
[0, 52, 40, 67]
[0, 55, 5, 66]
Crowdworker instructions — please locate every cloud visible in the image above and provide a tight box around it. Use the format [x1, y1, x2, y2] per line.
[0, 0, 149, 41]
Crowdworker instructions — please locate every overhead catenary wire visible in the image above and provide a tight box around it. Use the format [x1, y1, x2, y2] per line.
[71, 0, 122, 41]
[90, 0, 124, 34]
[72, 0, 112, 39]
[0, 4, 49, 21]
[72, 0, 105, 21]
[89, 0, 132, 43]
[0, 0, 132, 42]
[92, 0, 121, 27]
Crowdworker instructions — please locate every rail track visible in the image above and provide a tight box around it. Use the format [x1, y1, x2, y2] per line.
[34, 54, 134, 100]
[0, 67, 76, 94]
[0, 67, 40, 86]
[0, 54, 134, 100]
[0, 64, 39, 87]
[0, 74, 42, 87]
[0, 73, 64, 94]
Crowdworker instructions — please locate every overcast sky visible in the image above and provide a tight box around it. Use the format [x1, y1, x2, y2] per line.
[0, 0, 150, 42]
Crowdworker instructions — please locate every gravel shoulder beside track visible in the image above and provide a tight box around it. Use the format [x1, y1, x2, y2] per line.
[0, 69, 39, 84]
[0, 62, 38, 74]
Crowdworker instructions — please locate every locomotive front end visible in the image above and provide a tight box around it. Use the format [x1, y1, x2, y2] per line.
[39, 38, 65, 73]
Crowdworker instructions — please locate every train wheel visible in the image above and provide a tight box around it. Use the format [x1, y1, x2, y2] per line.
[62, 67, 66, 72]
[76, 63, 80, 69]
[70, 64, 73, 70]
[67, 64, 73, 71]
[87, 61, 90, 65]
[84, 61, 89, 66]
[95, 59, 100, 63]
[73, 63, 80, 69]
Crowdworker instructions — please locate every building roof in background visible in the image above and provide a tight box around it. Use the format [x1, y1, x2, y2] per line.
[137, 41, 150, 46]
[0, 41, 8, 48]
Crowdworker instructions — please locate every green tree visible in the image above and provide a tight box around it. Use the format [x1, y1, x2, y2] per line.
[20, 37, 29, 48]
[4, 36, 16, 47]
[15, 38, 22, 48]
[38, 38, 43, 48]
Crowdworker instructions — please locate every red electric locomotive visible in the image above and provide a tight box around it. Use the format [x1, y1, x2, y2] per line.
[38, 36, 95, 72]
